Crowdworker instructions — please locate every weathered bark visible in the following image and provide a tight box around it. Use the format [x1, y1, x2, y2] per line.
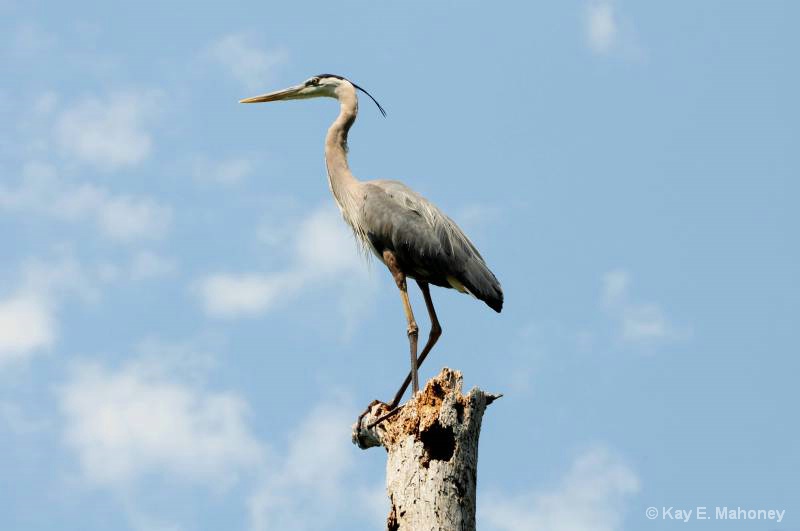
[352, 368, 498, 531]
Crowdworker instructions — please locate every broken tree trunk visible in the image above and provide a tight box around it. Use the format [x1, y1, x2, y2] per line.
[352, 367, 499, 531]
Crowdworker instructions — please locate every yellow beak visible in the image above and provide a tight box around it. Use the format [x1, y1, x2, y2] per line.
[239, 84, 306, 104]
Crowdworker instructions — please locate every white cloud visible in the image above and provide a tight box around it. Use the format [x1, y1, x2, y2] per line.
[0, 293, 55, 366]
[46, 314, 387, 527]
[57, 348, 382, 528]
[208, 33, 288, 92]
[55, 90, 161, 170]
[7, 22, 56, 57]
[0, 253, 98, 367]
[192, 155, 254, 185]
[602, 269, 629, 305]
[255, 197, 301, 247]
[0, 249, 173, 369]
[196, 272, 299, 317]
[19, 252, 99, 302]
[59, 357, 264, 487]
[130, 251, 177, 280]
[584, 1, 644, 60]
[0, 247, 176, 368]
[619, 304, 670, 342]
[585, 1, 617, 54]
[0, 161, 172, 242]
[196, 205, 370, 319]
[456, 203, 502, 232]
[602, 269, 680, 344]
[292, 207, 364, 274]
[96, 194, 171, 241]
[481, 447, 639, 531]
[58, 348, 382, 530]
[33, 90, 59, 115]
[96, 251, 176, 283]
[248, 399, 384, 531]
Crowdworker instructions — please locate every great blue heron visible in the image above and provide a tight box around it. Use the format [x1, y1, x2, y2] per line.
[241, 74, 503, 409]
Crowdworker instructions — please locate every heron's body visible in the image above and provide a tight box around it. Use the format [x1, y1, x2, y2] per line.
[319, 76, 503, 312]
[241, 74, 503, 407]
[360, 180, 503, 312]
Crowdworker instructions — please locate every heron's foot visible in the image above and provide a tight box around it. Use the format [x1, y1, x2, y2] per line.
[366, 403, 405, 429]
[356, 399, 389, 428]
[355, 398, 405, 431]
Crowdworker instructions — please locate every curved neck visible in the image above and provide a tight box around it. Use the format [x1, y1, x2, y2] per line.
[325, 88, 360, 212]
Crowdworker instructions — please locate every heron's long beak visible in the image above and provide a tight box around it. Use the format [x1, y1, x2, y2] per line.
[239, 84, 305, 104]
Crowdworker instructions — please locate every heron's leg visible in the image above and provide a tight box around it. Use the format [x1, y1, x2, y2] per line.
[382, 250, 420, 397]
[389, 281, 442, 408]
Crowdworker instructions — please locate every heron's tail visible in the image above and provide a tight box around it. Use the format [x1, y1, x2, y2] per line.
[461, 259, 503, 313]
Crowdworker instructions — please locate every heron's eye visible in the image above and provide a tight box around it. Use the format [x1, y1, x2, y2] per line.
[308, 78, 320, 86]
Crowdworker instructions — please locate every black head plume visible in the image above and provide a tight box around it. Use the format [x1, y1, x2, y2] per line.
[352, 82, 387, 118]
[316, 74, 387, 117]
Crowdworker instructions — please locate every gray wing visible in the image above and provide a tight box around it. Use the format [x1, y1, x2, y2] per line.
[361, 180, 503, 312]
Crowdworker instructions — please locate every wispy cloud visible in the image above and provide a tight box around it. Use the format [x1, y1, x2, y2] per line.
[191, 155, 255, 186]
[481, 447, 639, 531]
[6, 22, 56, 58]
[59, 350, 383, 530]
[585, 1, 617, 54]
[0, 249, 174, 368]
[583, 1, 644, 60]
[96, 251, 178, 283]
[602, 269, 683, 344]
[195, 204, 372, 320]
[248, 398, 385, 531]
[0, 293, 55, 366]
[207, 33, 288, 92]
[0, 252, 96, 367]
[196, 272, 297, 318]
[59, 354, 264, 487]
[55, 89, 162, 170]
[0, 161, 172, 242]
[130, 251, 177, 280]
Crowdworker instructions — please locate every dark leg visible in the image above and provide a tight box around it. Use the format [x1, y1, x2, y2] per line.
[383, 251, 420, 397]
[389, 280, 442, 408]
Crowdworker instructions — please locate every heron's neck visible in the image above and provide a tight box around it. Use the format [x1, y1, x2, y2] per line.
[325, 91, 360, 213]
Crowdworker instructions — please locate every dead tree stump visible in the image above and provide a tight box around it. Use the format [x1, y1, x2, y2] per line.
[352, 367, 499, 531]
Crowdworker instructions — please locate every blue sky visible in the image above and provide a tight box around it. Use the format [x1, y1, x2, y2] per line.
[1, 1, 797, 530]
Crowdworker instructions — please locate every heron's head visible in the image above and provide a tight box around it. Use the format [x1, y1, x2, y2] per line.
[239, 74, 386, 116]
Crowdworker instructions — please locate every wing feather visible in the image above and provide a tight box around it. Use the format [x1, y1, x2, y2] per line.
[360, 180, 503, 312]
